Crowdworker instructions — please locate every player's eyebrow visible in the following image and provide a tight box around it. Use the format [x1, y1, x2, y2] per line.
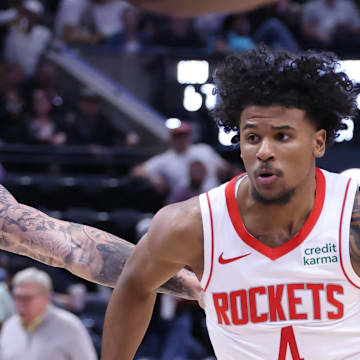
[241, 124, 295, 131]
[271, 125, 295, 131]
[242, 123, 257, 131]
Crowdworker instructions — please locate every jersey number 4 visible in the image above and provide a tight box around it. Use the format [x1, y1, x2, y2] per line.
[278, 326, 304, 360]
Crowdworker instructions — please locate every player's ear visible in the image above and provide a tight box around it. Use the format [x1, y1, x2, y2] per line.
[313, 129, 326, 158]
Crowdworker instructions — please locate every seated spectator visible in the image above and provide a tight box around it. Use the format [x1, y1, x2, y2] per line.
[214, 13, 256, 53]
[301, 0, 360, 57]
[62, 87, 138, 147]
[214, 12, 300, 54]
[106, 7, 152, 52]
[12, 88, 67, 145]
[3, 0, 52, 76]
[244, 1, 302, 52]
[54, 0, 130, 46]
[24, 61, 68, 117]
[91, 0, 130, 41]
[0, 267, 97, 359]
[154, 17, 205, 49]
[0, 62, 27, 142]
[53, 0, 96, 45]
[132, 120, 231, 197]
[252, 16, 300, 52]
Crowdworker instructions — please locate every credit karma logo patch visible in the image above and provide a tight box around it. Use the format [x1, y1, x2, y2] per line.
[302, 243, 338, 266]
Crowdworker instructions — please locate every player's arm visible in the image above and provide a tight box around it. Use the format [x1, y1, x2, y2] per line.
[0, 185, 201, 300]
[129, 0, 278, 16]
[350, 189, 360, 276]
[102, 198, 203, 360]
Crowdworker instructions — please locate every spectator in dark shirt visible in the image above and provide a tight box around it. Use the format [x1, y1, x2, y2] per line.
[24, 61, 68, 117]
[214, 12, 300, 54]
[21, 88, 67, 146]
[0, 62, 27, 142]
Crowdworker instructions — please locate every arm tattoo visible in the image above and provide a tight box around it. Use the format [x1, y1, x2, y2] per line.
[0, 185, 199, 300]
[73, 226, 134, 287]
[159, 268, 200, 300]
[350, 189, 360, 274]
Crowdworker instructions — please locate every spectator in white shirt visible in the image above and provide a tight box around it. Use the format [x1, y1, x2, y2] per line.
[132, 120, 231, 196]
[3, 0, 52, 76]
[54, 0, 130, 45]
[92, 0, 130, 39]
[0, 267, 98, 360]
[54, 0, 91, 43]
[301, 0, 360, 46]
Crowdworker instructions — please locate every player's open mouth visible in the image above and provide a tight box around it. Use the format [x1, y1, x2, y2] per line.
[256, 173, 278, 185]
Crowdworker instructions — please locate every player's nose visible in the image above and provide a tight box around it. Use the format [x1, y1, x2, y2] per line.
[256, 138, 275, 161]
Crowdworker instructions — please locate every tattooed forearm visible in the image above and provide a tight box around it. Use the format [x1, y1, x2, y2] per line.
[0, 185, 199, 300]
[350, 190, 360, 275]
[75, 226, 134, 287]
[0, 186, 63, 266]
[81, 227, 199, 300]
[159, 268, 201, 300]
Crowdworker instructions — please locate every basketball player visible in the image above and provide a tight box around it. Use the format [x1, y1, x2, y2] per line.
[101, 47, 360, 360]
[128, 0, 277, 16]
[0, 48, 358, 359]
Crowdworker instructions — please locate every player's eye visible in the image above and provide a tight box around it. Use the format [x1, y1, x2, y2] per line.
[247, 134, 260, 143]
[276, 133, 291, 141]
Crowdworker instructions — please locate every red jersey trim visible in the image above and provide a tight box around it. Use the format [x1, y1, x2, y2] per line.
[225, 168, 326, 261]
[204, 192, 215, 292]
[339, 179, 360, 290]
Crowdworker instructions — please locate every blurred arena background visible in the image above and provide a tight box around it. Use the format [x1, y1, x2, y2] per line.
[0, 0, 359, 358]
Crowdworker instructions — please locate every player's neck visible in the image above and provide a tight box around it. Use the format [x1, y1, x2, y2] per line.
[238, 174, 317, 247]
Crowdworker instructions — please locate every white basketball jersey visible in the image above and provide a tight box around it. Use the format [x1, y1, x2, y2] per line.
[199, 168, 359, 360]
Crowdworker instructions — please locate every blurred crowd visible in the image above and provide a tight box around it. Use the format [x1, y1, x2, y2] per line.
[0, 0, 359, 146]
[2, 0, 360, 67]
[1, 0, 360, 359]
[0, 59, 138, 148]
[1, 0, 360, 148]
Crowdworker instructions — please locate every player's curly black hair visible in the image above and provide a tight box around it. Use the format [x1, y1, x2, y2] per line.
[211, 46, 359, 144]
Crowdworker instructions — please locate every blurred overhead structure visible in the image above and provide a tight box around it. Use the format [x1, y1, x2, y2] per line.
[46, 48, 168, 148]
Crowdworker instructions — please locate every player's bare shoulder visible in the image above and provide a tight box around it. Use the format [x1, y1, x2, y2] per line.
[350, 188, 360, 276]
[147, 196, 204, 276]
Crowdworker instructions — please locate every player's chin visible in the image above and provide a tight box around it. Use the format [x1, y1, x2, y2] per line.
[252, 186, 295, 205]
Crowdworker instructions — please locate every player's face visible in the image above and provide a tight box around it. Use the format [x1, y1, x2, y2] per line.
[239, 105, 326, 204]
